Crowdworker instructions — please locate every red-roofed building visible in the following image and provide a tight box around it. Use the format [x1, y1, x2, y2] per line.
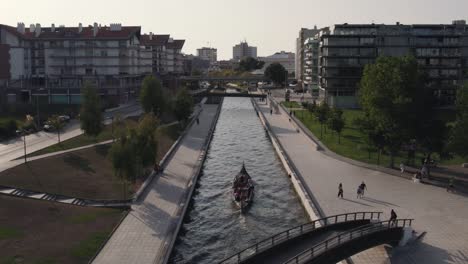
[140, 34, 185, 75]
[0, 22, 152, 105]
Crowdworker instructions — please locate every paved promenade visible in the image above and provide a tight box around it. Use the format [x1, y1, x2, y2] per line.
[93, 104, 219, 264]
[258, 101, 468, 264]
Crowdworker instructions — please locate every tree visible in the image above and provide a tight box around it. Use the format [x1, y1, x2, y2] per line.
[237, 57, 265, 72]
[314, 102, 330, 138]
[327, 108, 345, 143]
[80, 82, 102, 137]
[174, 88, 194, 122]
[359, 56, 425, 167]
[47, 115, 64, 143]
[447, 83, 468, 158]
[140, 75, 166, 116]
[264, 63, 287, 87]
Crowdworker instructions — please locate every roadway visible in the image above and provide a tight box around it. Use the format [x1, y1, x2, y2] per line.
[0, 102, 142, 171]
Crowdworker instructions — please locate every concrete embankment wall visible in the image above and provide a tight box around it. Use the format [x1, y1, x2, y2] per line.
[251, 99, 322, 222]
[162, 98, 224, 263]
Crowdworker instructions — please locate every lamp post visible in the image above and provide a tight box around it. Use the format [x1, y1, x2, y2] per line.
[22, 130, 27, 164]
[35, 88, 45, 128]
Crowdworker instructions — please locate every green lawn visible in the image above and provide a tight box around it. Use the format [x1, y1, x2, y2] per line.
[295, 109, 464, 167]
[0, 227, 23, 240]
[281, 101, 302, 109]
[71, 232, 109, 262]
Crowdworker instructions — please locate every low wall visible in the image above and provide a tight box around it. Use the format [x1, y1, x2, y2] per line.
[161, 98, 224, 264]
[252, 99, 323, 221]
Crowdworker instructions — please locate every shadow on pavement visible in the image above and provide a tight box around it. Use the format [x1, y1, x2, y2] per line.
[341, 198, 371, 207]
[391, 239, 463, 264]
[361, 196, 399, 207]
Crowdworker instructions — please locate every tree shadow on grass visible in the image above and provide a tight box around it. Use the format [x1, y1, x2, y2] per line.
[63, 154, 95, 173]
[94, 144, 110, 157]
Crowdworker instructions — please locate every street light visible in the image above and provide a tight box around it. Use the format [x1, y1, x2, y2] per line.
[35, 88, 45, 128]
[20, 129, 27, 164]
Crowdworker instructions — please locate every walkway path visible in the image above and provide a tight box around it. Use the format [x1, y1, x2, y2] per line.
[258, 100, 468, 264]
[0, 102, 142, 167]
[93, 103, 219, 264]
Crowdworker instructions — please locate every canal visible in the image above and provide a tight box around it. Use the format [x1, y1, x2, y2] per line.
[170, 97, 308, 263]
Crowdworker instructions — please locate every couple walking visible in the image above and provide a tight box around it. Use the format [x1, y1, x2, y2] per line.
[337, 181, 367, 199]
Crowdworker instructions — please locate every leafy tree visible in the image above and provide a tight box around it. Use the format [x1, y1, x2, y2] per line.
[314, 102, 330, 138]
[174, 88, 194, 122]
[140, 75, 166, 116]
[191, 69, 203, 76]
[265, 63, 287, 87]
[327, 108, 345, 143]
[359, 56, 425, 167]
[447, 83, 468, 158]
[47, 115, 64, 143]
[237, 57, 265, 72]
[80, 82, 102, 137]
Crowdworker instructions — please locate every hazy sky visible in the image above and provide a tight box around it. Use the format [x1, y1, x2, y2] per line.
[2, 0, 468, 59]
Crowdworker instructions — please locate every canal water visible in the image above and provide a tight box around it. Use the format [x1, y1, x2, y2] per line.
[170, 97, 308, 263]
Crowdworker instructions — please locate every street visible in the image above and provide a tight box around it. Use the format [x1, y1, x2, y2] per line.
[0, 102, 142, 168]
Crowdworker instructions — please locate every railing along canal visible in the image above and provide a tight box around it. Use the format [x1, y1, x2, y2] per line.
[284, 218, 414, 264]
[219, 212, 382, 264]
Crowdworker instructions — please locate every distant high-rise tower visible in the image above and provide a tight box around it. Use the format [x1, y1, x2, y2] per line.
[232, 41, 257, 61]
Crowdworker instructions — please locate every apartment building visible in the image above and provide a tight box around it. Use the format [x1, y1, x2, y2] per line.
[319, 20, 468, 108]
[295, 27, 320, 82]
[303, 37, 321, 97]
[140, 34, 185, 76]
[196, 47, 217, 64]
[233, 41, 257, 61]
[0, 22, 152, 105]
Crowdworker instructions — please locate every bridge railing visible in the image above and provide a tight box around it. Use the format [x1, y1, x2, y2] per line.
[284, 218, 414, 264]
[219, 212, 382, 264]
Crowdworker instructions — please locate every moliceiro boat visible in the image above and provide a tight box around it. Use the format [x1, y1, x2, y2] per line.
[232, 163, 255, 212]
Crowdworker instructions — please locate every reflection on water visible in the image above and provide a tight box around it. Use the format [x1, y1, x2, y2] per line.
[171, 98, 308, 263]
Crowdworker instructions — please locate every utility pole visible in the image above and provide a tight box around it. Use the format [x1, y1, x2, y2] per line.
[23, 132, 27, 163]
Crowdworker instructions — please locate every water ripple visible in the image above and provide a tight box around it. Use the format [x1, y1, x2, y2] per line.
[171, 98, 308, 264]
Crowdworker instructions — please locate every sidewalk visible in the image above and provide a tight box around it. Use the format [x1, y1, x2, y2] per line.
[258, 100, 468, 264]
[93, 104, 219, 264]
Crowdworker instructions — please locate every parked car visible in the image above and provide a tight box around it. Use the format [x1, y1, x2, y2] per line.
[43, 123, 55, 132]
[58, 115, 71, 122]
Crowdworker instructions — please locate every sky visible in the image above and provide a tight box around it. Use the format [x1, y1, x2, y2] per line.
[2, 0, 468, 60]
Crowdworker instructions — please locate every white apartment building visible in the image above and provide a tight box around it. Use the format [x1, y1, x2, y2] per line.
[196, 47, 217, 64]
[140, 34, 185, 76]
[295, 26, 320, 81]
[233, 41, 257, 61]
[0, 22, 152, 104]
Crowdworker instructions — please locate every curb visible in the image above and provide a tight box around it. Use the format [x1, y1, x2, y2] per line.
[252, 99, 325, 221]
[133, 106, 205, 203]
[160, 98, 224, 264]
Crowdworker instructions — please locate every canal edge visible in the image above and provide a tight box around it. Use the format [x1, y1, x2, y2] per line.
[161, 97, 224, 264]
[252, 98, 324, 221]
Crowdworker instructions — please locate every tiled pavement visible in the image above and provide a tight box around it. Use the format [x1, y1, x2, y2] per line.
[259, 101, 468, 264]
[93, 104, 218, 264]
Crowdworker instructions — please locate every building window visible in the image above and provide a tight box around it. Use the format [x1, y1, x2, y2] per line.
[85, 68, 93, 75]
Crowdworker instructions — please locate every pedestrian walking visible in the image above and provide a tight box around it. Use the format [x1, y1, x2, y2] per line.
[196, 117, 200, 125]
[421, 165, 428, 178]
[390, 209, 397, 226]
[337, 183, 343, 198]
[400, 162, 405, 173]
[447, 176, 455, 192]
[270, 109, 273, 115]
[356, 186, 363, 199]
[359, 181, 367, 197]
